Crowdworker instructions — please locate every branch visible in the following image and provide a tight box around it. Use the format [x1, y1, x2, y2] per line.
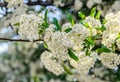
[0, 2, 7, 7]
[0, 38, 44, 42]
[26, 1, 53, 6]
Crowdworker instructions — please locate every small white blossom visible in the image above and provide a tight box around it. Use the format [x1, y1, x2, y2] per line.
[41, 51, 64, 75]
[62, 23, 72, 32]
[68, 23, 89, 51]
[6, 0, 23, 8]
[84, 16, 102, 29]
[18, 14, 44, 41]
[44, 25, 72, 61]
[102, 12, 120, 48]
[100, 52, 120, 69]
[70, 52, 95, 73]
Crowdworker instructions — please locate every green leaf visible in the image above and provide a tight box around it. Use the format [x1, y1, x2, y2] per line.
[83, 22, 89, 28]
[102, 19, 107, 24]
[85, 37, 95, 46]
[95, 11, 102, 19]
[43, 42, 48, 49]
[62, 63, 73, 75]
[44, 9, 48, 22]
[42, 9, 49, 28]
[85, 48, 90, 56]
[78, 11, 85, 19]
[53, 18, 61, 31]
[96, 47, 111, 53]
[68, 48, 78, 61]
[118, 34, 120, 39]
[13, 22, 20, 26]
[33, 75, 39, 82]
[96, 25, 106, 32]
[90, 7, 96, 18]
[67, 14, 74, 26]
[64, 28, 72, 33]
[38, 29, 44, 35]
[42, 22, 49, 28]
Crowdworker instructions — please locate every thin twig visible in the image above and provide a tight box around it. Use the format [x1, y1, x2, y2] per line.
[0, 38, 44, 42]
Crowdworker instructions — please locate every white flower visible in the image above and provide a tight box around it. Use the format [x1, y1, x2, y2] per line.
[41, 51, 64, 75]
[6, 0, 23, 8]
[105, 13, 114, 21]
[86, 0, 102, 8]
[62, 23, 72, 32]
[102, 12, 120, 48]
[100, 52, 120, 69]
[67, 23, 89, 51]
[18, 14, 44, 41]
[44, 25, 73, 61]
[84, 16, 102, 29]
[74, 0, 83, 11]
[70, 52, 95, 73]
[53, 0, 65, 7]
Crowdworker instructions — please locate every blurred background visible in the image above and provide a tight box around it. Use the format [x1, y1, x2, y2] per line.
[0, 0, 120, 82]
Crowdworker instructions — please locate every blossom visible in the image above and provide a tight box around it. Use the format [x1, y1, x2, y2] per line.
[100, 52, 120, 69]
[83, 16, 102, 29]
[74, 0, 83, 11]
[70, 52, 95, 73]
[44, 25, 72, 61]
[6, 0, 23, 8]
[67, 23, 89, 51]
[18, 14, 44, 41]
[86, 0, 102, 8]
[83, 16, 102, 36]
[102, 12, 120, 48]
[41, 51, 64, 75]
[61, 23, 72, 32]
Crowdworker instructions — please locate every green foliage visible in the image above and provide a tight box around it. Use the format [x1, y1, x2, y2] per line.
[64, 28, 72, 33]
[78, 11, 85, 19]
[43, 42, 48, 49]
[62, 63, 73, 75]
[33, 75, 39, 82]
[68, 48, 78, 61]
[13, 22, 20, 26]
[53, 18, 61, 31]
[96, 25, 106, 32]
[117, 34, 120, 39]
[42, 9, 49, 28]
[84, 37, 96, 56]
[85, 37, 95, 46]
[67, 14, 74, 26]
[90, 7, 96, 18]
[96, 46, 111, 53]
[95, 11, 102, 19]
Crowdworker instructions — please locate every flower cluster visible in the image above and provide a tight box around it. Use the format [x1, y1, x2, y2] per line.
[102, 12, 120, 48]
[18, 14, 44, 41]
[16, 10, 120, 76]
[6, 0, 23, 8]
[41, 51, 64, 75]
[70, 51, 96, 73]
[100, 52, 120, 69]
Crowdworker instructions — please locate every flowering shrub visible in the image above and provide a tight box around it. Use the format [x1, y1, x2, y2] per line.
[11, 7, 120, 77]
[1, 0, 120, 82]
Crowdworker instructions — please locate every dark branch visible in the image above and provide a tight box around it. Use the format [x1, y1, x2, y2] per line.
[0, 2, 7, 7]
[26, 1, 53, 6]
[0, 0, 75, 8]
[0, 38, 44, 42]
